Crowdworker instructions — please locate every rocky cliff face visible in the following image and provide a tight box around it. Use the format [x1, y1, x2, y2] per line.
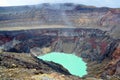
[0, 3, 120, 28]
[0, 28, 118, 63]
[101, 42, 120, 78]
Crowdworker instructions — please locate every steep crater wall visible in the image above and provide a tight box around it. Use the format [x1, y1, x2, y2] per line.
[0, 28, 118, 63]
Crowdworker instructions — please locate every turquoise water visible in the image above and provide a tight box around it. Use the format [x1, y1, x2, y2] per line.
[37, 52, 87, 77]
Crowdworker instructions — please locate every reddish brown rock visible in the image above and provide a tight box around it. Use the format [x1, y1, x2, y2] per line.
[101, 42, 120, 77]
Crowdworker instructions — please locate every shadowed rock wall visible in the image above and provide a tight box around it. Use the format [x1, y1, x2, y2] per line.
[0, 28, 118, 63]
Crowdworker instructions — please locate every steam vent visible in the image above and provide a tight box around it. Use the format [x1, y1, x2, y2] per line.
[0, 3, 120, 80]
